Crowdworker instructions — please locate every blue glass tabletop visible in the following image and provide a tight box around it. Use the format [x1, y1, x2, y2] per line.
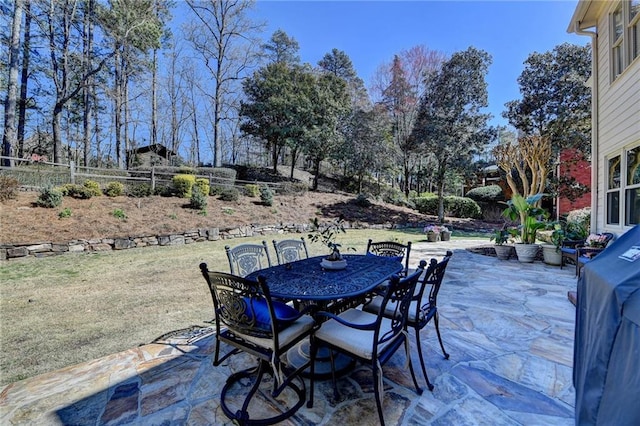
[246, 254, 403, 301]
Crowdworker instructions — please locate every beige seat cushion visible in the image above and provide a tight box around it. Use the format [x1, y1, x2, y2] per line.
[363, 295, 426, 323]
[315, 308, 402, 360]
[235, 315, 315, 350]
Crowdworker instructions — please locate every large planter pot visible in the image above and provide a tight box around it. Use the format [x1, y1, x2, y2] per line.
[426, 232, 439, 242]
[494, 245, 514, 260]
[441, 231, 451, 241]
[541, 243, 562, 265]
[514, 243, 540, 263]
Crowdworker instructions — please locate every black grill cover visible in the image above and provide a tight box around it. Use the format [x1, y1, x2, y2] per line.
[574, 225, 640, 425]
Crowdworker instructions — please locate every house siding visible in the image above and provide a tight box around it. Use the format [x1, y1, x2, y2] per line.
[593, 2, 640, 233]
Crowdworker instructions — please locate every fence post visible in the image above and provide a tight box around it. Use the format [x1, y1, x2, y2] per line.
[70, 161, 75, 184]
[151, 167, 156, 191]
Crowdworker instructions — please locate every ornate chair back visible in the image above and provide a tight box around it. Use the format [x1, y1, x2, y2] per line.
[225, 241, 272, 277]
[366, 239, 412, 274]
[272, 238, 309, 264]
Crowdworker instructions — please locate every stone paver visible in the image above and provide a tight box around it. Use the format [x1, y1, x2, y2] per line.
[0, 240, 578, 425]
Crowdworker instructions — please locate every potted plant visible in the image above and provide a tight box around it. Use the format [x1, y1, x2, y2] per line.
[539, 222, 564, 266]
[423, 224, 440, 242]
[502, 193, 548, 263]
[490, 227, 515, 260]
[308, 216, 351, 269]
[439, 225, 452, 241]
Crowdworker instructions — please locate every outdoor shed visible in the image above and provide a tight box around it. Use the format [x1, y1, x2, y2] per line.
[127, 144, 176, 167]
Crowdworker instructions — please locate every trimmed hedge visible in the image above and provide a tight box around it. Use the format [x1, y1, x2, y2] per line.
[414, 195, 481, 219]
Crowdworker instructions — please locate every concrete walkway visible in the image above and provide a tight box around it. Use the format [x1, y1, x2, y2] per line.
[0, 240, 578, 425]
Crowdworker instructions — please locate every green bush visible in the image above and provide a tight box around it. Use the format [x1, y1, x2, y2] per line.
[112, 208, 127, 220]
[58, 208, 72, 219]
[0, 175, 20, 201]
[189, 185, 208, 211]
[414, 195, 481, 219]
[354, 193, 372, 208]
[260, 185, 274, 206]
[219, 187, 239, 202]
[194, 178, 210, 199]
[278, 181, 308, 195]
[83, 180, 102, 197]
[244, 184, 260, 197]
[56, 184, 93, 199]
[446, 195, 482, 219]
[155, 185, 175, 197]
[36, 188, 63, 208]
[128, 183, 153, 198]
[104, 181, 125, 197]
[210, 185, 225, 196]
[382, 187, 413, 208]
[465, 185, 504, 202]
[172, 174, 196, 198]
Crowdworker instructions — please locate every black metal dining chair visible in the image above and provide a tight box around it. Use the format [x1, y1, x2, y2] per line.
[307, 265, 425, 426]
[363, 251, 453, 390]
[272, 237, 309, 264]
[366, 239, 412, 275]
[225, 241, 272, 277]
[199, 264, 315, 425]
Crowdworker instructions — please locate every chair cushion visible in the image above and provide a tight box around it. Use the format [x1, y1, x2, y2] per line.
[244, 298, 300, 330]
[363, 295, 426, 324]
[315, 308, 402, 360]
[237, 315, 315, 351]
[561, 248, 577, 255]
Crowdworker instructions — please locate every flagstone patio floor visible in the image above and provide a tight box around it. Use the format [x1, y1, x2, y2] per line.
[0, 240, 578, 425]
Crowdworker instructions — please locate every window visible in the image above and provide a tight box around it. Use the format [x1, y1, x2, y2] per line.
[625, 145, 640, 225]
[631, 0, 640, 61]
[610, 1, 640, 80]
[607, 155, 621, 224]
[607, 144, 640, 227]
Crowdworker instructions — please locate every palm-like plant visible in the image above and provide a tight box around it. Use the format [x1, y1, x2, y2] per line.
[502, 193, 549, 244]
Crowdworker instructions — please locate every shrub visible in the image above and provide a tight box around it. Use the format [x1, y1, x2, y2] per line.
[189, 185, 208, 211]
[244, 184, 260, 197]
[36, 188, 63, 208]
[210, 185, 225, 196]
[194, 178, 210, 199]
[155, 185, 174, 197]
[56, 183, 93, 199]
[58, 208, 72, 219]
[104, 181, 125, 197]
[414, 195, 439, 215]
[0, 175, 19, 201]
[446, 196, 482, 219]
[128, 183, 153, 198]
[260, 185, 274, 206]
[383, 187, 412, 208]
[414, 195, 481, 219]
[112, 208, 127, 220]
[465, 185, 504, 202]
[278, 181, 308, 195]
[354, 193, 372, 208]
[219, 187, 239, 202]
[83, 180, 102, 196]
[172, 174, 196, 198]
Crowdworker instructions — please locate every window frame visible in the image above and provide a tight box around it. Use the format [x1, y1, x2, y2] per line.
[605, 143, 640, 228]
[610, 0, 640, 81]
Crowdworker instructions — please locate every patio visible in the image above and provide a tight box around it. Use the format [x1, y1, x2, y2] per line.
[0, 240, 577, 425]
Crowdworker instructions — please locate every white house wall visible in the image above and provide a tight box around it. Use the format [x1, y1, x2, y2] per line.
[594, 2, 640, 233]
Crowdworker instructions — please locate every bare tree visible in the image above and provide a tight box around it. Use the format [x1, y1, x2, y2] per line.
[370, 45, 446, 196]
[2, 0, 23, 167]
[185, 0, 263, 167]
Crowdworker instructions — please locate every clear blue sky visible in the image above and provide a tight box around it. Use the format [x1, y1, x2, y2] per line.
[247, 0, 589, 128]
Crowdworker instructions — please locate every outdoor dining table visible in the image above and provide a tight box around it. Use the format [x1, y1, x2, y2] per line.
[245, 253, 403, 303]
[246, 253, 404, 377]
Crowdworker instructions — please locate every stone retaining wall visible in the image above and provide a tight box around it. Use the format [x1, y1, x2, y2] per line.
[0, 221, 417, 261]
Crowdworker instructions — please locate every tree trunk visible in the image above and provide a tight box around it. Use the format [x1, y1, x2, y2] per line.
[151, 47, 158, 146]
[82, 0, 93, 166]
[312, 158, 321, 190]
[17, 0, 31, 161]
[2, 0, 23, 167]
